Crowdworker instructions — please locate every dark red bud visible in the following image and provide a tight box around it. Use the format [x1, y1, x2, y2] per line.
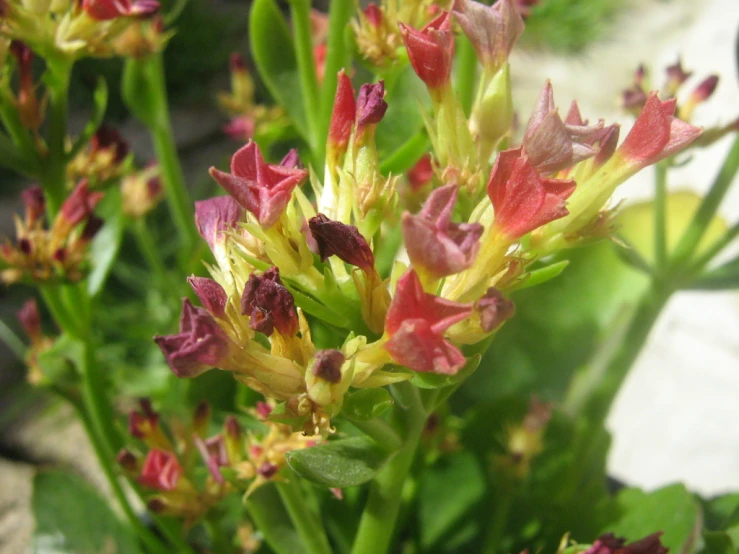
[18, 238, 32, 255]
[355, 81, 387, 129]
[476, 288, 515, 332]
[225, 415, 242, 438]
[308, 214, 375, 272]
[21, 186, 45, 225]
[17, 299, 41, 340]
[116, 449, 138, 471]
[241, 267, 299, 337]
[312, 349, 345, 384]
[230, 52, 246, 72]
[258, 461, 279, 479]
[692, 75, 719, 102]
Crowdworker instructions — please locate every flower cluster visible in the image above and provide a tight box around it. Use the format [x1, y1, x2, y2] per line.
[155, 0, 702, 438]
[0, 182, 103, 284]
[118, 400, 315, 523]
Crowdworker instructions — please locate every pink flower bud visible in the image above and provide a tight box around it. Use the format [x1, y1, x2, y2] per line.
[355, 81, 388, 130]
[223, 116, 256, 141]
[17, 299, 42, 342]
[617, 92, 702, 169]
[154, 299, 234, 378]
[21, 186, 45, 226]
[475, 288, 515, 332]
[407, 154, 435, 191]
[209, 141, 308, 228]
[583, 532, 667, 554]
[487, 149, 576, 239]
[187, 276, 228, 318]
[402, 184, 483, 278]
[691, 75, 719, 103]
[59, 180, 104, 229]
[241, 267, 298, 337]
[311, 350, 345, 384]
[195, 434, 228, 483]
[90, 124, 129, 164]
[364, 3, 382, 27]
[328, 71, 356, 153]
[255, 402, 272, 419]
[665, 59, 691, 90]
[139, 449, 182, 491]
[385, 270, 472, 375]
[399, 11, 455, 90]
[452, 0, 524, 73]
[194, 195, 243, 252]
[129, 398, 159, 439]
[230, 52, 246, 73]
[279, 148, 303, 170]
[308, 214, 375, 272]
[83, 0, 158, 20]
[116, 449, 138, 472]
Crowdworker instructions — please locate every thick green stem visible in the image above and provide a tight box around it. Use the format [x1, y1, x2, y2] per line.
[351, 382, 428, 554]
[671, 134, 739, 268]
[576, 282, 673, 427]
[276, 476, 332, 554]
[43, 58, 73, 217]
[653, 161, 668, 270]
[288, 0, 321, 153]
[349, 417, 403, 452]
[455, 35, 478, 117]
[148, 55, 198, 254]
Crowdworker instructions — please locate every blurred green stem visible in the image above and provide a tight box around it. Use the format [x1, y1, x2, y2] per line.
[351, 382, 428, 554]
[148, 54, 198, 255]
[276, 476, 332, 554]
[288, 0, 321, 154]
[43, 57, 73, 217]
[653, 161, 668, 270]
[455, 35, 478, 117]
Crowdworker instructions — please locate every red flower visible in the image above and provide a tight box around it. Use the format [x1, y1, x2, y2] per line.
[241, 267, 298, 337]
[385, 270, 472, 375]
[328, 71, 356, 153]
[402, 184, 483, 278]
[154, 299, 233, 378]
[209, 141, 308, 228]
[82, 0, 158, 21]
[58, 180, 104, 230]
[187, 277, 228, 318]
[407, 154, 435, 191]
[139, 449, 182, 491]
[399, 11, 455, 90]
[487, 149, 575, 239]
[194, 195, 243, 252]
[618, 92, 701, 169]
[452, 0, 524, 73]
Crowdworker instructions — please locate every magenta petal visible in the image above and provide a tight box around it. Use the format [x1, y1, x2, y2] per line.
[385, 320, 466, 375]
[194, 195, 242, 251]
[187, 277, 228, 318]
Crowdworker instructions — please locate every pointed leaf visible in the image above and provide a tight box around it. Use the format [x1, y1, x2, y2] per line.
[702, 531, 738, 554]
[513, 260, 570, 291]
[285, 436, 391, 487]
[87, 188, 126, 297]
[689, 256, 739, 290]
[343, 388, 394, 421]
[249, 0, 309, 141]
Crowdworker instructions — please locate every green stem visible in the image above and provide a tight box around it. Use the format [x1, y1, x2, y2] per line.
[379, 131, 429, 175]
[671, 134, 739, 268]
[148, 54, 198, 254]
[576, 281, 673, 427]
[40, 285, 80, 338]
[351, 382, 428, 554]
[132, 217, 171, 288]
[685, 220, 739, 277]
[481, 482, 515, 554]
[349, 417, 403, 452]
[288, 0, 321, 153]
[0, 97, 38, 174]
[276, 475, 332, 554]
[653, 161, 668, 271]
[43, 57, 73, 217]
[0, 316, 26, 360]
[455, 35, 478, 117]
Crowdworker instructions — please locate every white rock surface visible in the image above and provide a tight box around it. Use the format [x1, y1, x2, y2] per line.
[514, 0, 739, 495]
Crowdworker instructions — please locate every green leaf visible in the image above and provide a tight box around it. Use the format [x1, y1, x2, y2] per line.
[603, 484, 702, 552]
[702, 531, 738, 554]
[703, 493, 739, 531]
[249, 0, 309, 142]
[246, 484, 305, 554]
[343, 388, 394, 421]
[412, 354, 481, 390]
[68, 77, 108, 161]
[513, 260, 570, 291]
[87, 188, 125, 297]
[32, 470, 141, 554]
[36, 333, 84, 385]
[418, 451, 486, 549]
[286, 436, 391, 487]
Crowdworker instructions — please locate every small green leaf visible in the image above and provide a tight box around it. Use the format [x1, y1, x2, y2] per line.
[702, 531, 738, 554]
[37, 334, 84, 384]
[289, 287, 352, 328]
[513, 260, 570, 291]
[603, 484, 701, 552]
[87, 188, 125, 297]
[343, 388, 394, 421]
[33, 470, 141, 554]
[68, 77, 108, 161]
[246, 484, 305, 554]
[411, 354, 481, 390]
[286, 436, 391, 487]
[250, 0, 309, 142]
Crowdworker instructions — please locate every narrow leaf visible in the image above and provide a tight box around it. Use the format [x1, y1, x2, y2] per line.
[87, 188, 126, 297]
[68, 77, 108, 160]
[513, 260, 570, 291]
